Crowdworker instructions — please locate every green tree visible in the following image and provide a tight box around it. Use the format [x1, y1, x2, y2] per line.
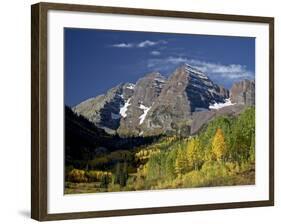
[175, 148, 190, 175]
[81, 147, 91, 170]
[198, 116, 232, 161]
[100, 174, 109, 188]
[114, 162, 121, 184]
[230, 107, 255, 162]
[164, 149, 177, 179]
[249, 133, 255, 163]
[122, 161, 128, 186]
[114, 162, 128, 187]
[146, 152, 164, 180]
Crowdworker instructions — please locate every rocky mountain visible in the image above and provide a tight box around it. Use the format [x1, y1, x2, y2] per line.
[230, 79, 255, 106]
[72, 63, 254, 137]
[73, 83, 135, 134]
[117, 72, 166, 136]
[138, 64, 230, 136]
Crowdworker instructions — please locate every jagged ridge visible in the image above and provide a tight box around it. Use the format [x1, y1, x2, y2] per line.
[72, 63, 254, 137]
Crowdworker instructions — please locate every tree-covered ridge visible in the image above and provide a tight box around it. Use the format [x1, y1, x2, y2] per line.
[65, 107, 255, 194]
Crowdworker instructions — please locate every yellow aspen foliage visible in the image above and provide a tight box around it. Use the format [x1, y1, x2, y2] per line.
[212, 128, 227, 161]
[175, 149, 189, 175]
[186, 138, 200, 170]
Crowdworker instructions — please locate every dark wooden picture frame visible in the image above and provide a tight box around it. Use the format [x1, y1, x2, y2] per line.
[31, 2, 274, 221]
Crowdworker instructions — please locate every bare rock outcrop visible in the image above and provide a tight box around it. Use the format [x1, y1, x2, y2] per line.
[230, 80, 255, 106]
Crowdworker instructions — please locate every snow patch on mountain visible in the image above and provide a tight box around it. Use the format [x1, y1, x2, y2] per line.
[154, 77, 166, 83]
[126, 83, 135, 90]
[139, 104, 151, 125]
[209, 98, 235, 110]
[120, 98, 131, 118]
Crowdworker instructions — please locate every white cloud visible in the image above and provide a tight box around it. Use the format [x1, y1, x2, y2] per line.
[150, 50, 161, 56]
[166, 56, 187, 64]
[111, 43, 133, 48]
[147, 56, 254, 81]
[186, 59, 254, 79]
[137, 40, 157, 48]
[111, 40, 167, 49]
[147, 56, 186, 69]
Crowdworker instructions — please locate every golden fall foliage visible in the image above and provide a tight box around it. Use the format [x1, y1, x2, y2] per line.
[212, 128, 227, 161]
[186, 138, 201, 170]
[65, 108, 255, 193]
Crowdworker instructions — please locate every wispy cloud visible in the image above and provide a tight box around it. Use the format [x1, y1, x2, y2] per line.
[147, 56, 254, 85]
[137, 40, 167, 48]
[185, 59, 254, 80]
[111, 43, 134, 48]
[111, 40, 167, 48]
[137, 40, 157, 48]
[150, 50, 161, 56]
[147, 56, 186, 70]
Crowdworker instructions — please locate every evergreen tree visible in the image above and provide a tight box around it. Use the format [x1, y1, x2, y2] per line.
[114, 162, 121, 185]
[100, 174, 109, 188]
[249, 133, 255, 163]
[114, 162, 128, 187]
[122, 161, 128, 186]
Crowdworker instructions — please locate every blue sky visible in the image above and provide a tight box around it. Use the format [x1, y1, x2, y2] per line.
[65, 28, 255, 106]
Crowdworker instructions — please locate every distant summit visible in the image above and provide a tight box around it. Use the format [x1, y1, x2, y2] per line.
[73, 82, 134, 134]
[230, 79, 255, 106]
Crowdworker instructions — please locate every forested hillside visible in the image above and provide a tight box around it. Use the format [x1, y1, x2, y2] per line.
[65, 107, 255, 194]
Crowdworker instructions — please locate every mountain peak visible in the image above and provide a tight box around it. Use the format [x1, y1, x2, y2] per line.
[183, 63, 209, 80]
[168, 63, 209, 82]
[143, 71, 165, 80]
[123, 82, 135, 90]
[137, 72, 166, 88]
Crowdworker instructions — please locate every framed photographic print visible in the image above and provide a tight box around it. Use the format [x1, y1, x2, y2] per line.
[31, 2, 274, 221]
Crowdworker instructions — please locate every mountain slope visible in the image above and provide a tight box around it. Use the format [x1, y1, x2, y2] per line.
[65, 106, 158, 163]
[73, 83, 134, 134]
[140, 64, 229, 136]
[117, 72, 166, 136]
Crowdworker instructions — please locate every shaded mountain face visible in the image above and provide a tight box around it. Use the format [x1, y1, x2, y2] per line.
[72, 63, 254, 137]
[73, 83, 134, 134]
[230, 79, 255, 106]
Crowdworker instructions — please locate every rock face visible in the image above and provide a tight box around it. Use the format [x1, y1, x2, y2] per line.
[139, 64, 229, 136]
[73, 83, 134, 134]
[230, 80, 255, 106]
[72, 63, 254, 137]
[117, 72, 166, 136]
